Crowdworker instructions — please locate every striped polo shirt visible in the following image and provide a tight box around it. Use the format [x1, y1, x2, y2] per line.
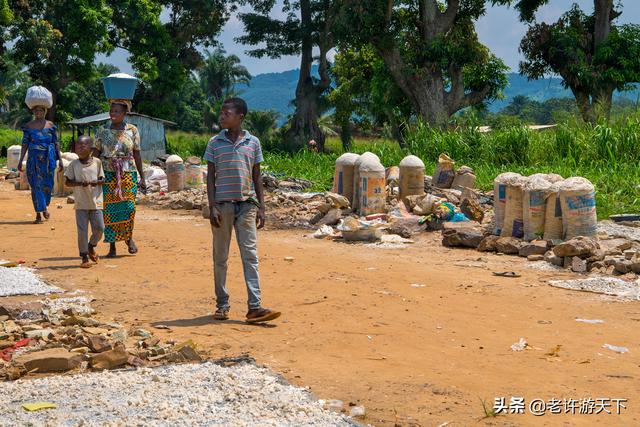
[204, 129, 263, 202]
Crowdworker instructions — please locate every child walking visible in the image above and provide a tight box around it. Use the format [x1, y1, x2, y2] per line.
[65, 136, 105, 268]
[205, 97, 281, 323]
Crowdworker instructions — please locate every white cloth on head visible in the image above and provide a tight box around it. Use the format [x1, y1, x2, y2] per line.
[25, 86, 53, 109]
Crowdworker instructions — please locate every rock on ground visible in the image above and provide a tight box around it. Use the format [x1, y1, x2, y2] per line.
[14, 348, 82, 373]
[495, 237, 523, 255]
[441, 222, 483, 248]
[0, 362, 357, 426]
[553, 237, 600, 258]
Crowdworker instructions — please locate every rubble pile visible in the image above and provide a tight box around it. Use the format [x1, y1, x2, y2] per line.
[0, 294, 201, 381]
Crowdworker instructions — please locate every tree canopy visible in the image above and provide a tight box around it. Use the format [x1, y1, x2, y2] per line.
[518, 0, 640, 122]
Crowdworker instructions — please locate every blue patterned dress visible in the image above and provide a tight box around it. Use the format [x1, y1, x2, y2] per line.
[21, 126, 58, 213]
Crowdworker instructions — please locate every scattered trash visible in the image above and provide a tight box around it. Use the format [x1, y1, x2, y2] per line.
[312, 225, 335, 239]
[602, 344, 629, 354]
[511, 338, 529, 351]
[575, 318, 604, 324]
[410, 284, 426, 288]
[349, 405, 366, 417]
[284, 257, 295, 262]
[22, 402, 58, 412]
[152, 324, 171, 330]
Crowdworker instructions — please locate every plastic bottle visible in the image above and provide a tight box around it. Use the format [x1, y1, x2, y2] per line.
[166, 154, 185, 192]
[399, 155, 425, 205]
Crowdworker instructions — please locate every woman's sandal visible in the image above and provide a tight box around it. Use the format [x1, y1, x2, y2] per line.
[126, 239, 138, 255]
[33, 217, 43, 224]
[213, 309, 229, 321]
[43, 211, 50, 220]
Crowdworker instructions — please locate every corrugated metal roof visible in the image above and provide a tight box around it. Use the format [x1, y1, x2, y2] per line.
[67, 112, 176, 126]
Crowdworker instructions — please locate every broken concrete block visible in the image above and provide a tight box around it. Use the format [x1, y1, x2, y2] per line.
[15, 348, 82, 373]
[87, 335, 112, 353]
[571, 257, 587, 273]
[90, 346, 129, 370]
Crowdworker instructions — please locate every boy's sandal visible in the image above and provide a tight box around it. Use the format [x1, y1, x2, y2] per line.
[246, 308, 281, 323]
[80, 261, 92, 269]
[33, 218, 43, 224]
[213, 309, 229, 321]
[88, 245, 99, 263]
[43, 211, 50, 220]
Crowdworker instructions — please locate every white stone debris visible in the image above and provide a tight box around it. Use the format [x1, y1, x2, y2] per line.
[0, 267, 61, 297]
[548, 277, 640, 300]
[0, 362, 358, 427]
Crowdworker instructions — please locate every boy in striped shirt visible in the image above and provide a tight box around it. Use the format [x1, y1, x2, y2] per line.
[205, 97, 281, 323]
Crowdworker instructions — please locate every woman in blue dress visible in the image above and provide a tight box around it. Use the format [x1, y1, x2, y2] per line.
[17, 103, 63, 223]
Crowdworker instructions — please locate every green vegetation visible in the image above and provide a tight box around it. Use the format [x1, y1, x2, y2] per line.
[166, 117, 640, 220]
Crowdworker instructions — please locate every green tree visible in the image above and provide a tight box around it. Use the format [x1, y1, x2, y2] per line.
[110, 0, 233, 121]
[8, 0, 114, 120]
[244, 110, 279, 146]
[518, 1, 640, 123]
[237, 0, 335, 152]
[335, 0, 509, 127]
[330, 45, 413, 148]
[173, 73, 207, 132]
[197, 47, 252, 130]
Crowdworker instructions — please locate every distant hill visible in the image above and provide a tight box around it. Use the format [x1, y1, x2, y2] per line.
[238, 69, 639, 120]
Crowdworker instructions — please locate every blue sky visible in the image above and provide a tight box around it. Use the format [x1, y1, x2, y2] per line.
[99, 0, 640, 76]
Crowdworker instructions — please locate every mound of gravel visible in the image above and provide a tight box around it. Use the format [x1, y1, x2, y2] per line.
[0, 362, 358, 426]
[0, 267, 61, 296]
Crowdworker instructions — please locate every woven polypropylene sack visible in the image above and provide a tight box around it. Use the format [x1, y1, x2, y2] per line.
[432, 154, 455, 189]
[501, 176, 526, 238]
[492, 172, 522, 235]
[559, 177, 597, 239]
[543, 183, 563, 240]
[523, 175, 553, 241]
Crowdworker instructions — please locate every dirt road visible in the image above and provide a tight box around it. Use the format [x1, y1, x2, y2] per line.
[1, 181, 638, 426]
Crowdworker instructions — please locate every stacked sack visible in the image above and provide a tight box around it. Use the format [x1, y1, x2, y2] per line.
[492, 172, 597, 242]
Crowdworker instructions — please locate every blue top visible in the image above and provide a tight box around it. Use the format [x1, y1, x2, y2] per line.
[204, 130, 263, 203]
[21, 125, 58, 152]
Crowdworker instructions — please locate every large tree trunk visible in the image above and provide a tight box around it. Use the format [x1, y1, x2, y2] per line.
[571, 88, 597, 124]
[285, 0, 325, 152]
[594, 0, 614, 47]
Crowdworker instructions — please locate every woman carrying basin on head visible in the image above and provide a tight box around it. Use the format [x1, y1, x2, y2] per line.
[92, 99, 146, 257]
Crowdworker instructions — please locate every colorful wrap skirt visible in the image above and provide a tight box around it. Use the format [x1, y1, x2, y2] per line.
[103, 170, 138, 242]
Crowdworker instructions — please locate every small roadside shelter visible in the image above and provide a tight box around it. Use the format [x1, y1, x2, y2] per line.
[67, 112, 175, 162]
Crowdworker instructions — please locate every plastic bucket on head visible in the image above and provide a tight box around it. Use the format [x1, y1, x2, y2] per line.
[102, 73, 139, 100]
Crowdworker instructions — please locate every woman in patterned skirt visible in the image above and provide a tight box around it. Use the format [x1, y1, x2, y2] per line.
[92, 100, 146, 257]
